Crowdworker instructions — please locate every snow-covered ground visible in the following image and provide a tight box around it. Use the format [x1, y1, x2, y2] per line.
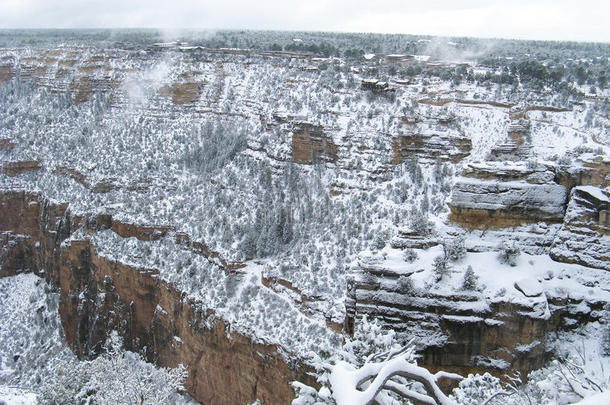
[0, 387, 37, 405]
[0, 273, 73, 391]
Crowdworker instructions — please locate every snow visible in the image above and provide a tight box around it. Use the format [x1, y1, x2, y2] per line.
[83, 230, 342, 358]
[0, 387, 37, 405]
[414, 55, 431, 62]
[0, 273, 76, 396]
[576, 185, 609, 203]
[514, 278, 543, 297]
[441, 315, 484, 324]
[329, 348, 460, 405]
[451, 176, 568, 217]
[573, 391, 610, 405]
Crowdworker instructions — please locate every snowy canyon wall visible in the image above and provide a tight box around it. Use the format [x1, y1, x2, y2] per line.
[345, 259, 606, 378]
[0, 190, 314, 405]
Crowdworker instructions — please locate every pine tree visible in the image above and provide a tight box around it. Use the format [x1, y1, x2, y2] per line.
[462, 265, 478, 291]
[433, 255, 449, 282]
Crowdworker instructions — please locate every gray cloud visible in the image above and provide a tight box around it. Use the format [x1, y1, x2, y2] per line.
[1, 0, 608, 42]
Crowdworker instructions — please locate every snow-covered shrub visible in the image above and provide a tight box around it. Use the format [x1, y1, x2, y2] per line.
[433, 255, 449, 282]
[603, 326, 610, 357]
[498, 242, 520, 267]
[443, 235, 466, 262]
[451, 373, 504, 405]
[452, 372, 547, 405]
[0, 274, 75, 391]
[293, 315, 464, 405]
[292, 316, 401, 405]
[38, 359, 92, 404]
[410, 210, 429, 234]
[461, 266, 479, 291]
[39, 332, 187, 405]
[292, 381, 333, 405]
[342, 316, 398, 367]
[370, 232, 387, 251]
[401, 248, 418, 263]
[526, 159, 539, 169]
[397, 275, 415, 294]
[532, 344, 610, 404]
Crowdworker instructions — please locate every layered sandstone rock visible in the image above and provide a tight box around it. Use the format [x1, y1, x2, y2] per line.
[0, 65, 12, 84]
[449, 162, 568, 230]
[391, 132, 471, 164]
[557, 155, 610, 189]
[71, 76, 94, 104]
[488, 121, 531, 161]
[291, 122, 338, 164]
[345, 257, 607, 378]
[391, 228, 439, 249]
[0, 139, 15, 152]
[361, 79, 394, 94]
[1, 49, 123, 104]
[160, 82, 203, 105]
[550, 186, 610, 270]
[1, 161, 42, 177]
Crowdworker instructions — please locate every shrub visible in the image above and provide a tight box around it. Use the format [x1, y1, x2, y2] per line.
[398, 275, 415, 293]
[370, 232, 387, 250]
[402, 248, 418, 263]
[498, 242, 520, 266]
[433, 255, 449, 282]
[410, 210, 429, 234]
[443, 235, 466, 262]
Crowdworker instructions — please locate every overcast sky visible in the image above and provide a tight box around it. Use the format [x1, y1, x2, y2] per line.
[2, 0, 609, 43]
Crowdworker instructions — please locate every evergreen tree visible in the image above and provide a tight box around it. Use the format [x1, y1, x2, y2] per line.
[462, 265, 478, 291]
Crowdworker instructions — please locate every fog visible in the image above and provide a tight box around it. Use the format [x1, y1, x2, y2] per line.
[1, 0, 608, 42]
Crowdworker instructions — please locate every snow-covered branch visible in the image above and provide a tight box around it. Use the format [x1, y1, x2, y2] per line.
[329, 344, 462, 405]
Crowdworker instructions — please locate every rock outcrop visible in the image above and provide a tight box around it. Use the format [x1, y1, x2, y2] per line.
[0, 65, 12, 84]
[558, 155, 610, 189]
[449, 162, 568, 230]
[345, 253, 608, 378]
[291, 122, 338, 164]
[488, 120, 531, 161]
[361, 79, 394, 94]
[71, 76, 94, 104]
[160, 82, 203, 105]
[550, 186, 610, 270]
[1, 161, 42, 177]
[391, 132, 471, 164]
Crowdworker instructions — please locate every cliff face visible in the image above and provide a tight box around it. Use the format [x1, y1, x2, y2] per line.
[391, 133, 471, 164]
[2, 34, 609, 404]
[160, 82, 204, 105]
[1, 161, 42, 177]
[291, 122, 338, 164]
[0, 190, 313, 405]
[448, 162, 568, 230]
[345, 251, 608, 379]
[447, 159, 609, 271]
[550, 186, 610, 270]
[0, 65, 11, 84]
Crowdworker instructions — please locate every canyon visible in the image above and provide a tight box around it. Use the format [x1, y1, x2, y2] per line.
[0, 31, 609, 404]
